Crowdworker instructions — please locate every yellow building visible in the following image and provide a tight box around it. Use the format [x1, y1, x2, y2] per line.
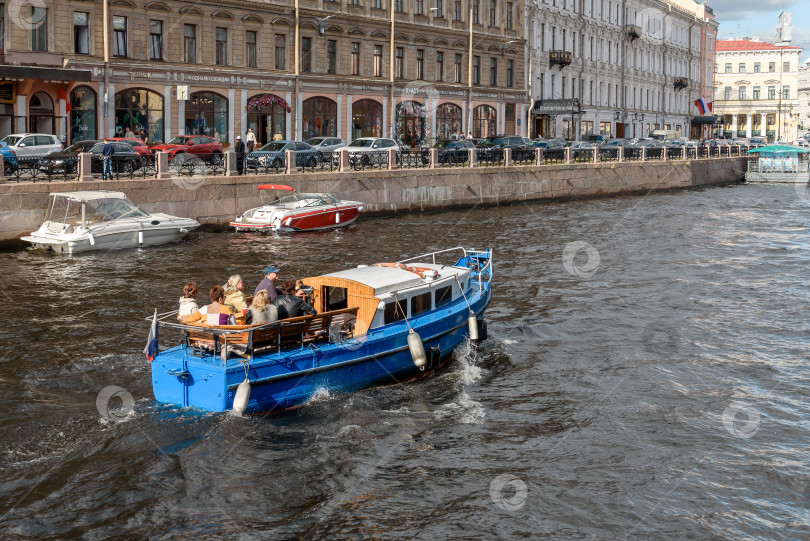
[714, 39, 802, 141]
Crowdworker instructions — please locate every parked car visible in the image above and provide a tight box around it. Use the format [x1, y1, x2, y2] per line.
[731, 138, 749, 147]
[36, 140, 100, 174]
[422, 139, 476, 164]
[532, 138, 566, 149]
[109, 137, 152, 160]
[569, 141, 595, 158]
[470, 138, 494, 148]
[345, 137, 400, 167]
[748, 137, 767, 147]
[150, 135, 224, 164]
[0, 133, 63, 156]
[705, 139, 730, 148]
[246, 141, 320, 169]
[489, 135, 529, 149]
[0, 141, 18, 173]
[662, 139, 687, 148]
[600, 138, 632, 148]
[633, 139, 663, 148]
[305, 137, 346, 154]
[584, 134, 609, 145]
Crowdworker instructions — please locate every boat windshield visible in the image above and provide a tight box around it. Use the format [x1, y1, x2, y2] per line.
[45, 196, 81, 225]
[84, 197, 149, 223]
[272, 193, 339, 206]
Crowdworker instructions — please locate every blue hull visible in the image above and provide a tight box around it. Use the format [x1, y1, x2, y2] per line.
[151, 281, 490, 413]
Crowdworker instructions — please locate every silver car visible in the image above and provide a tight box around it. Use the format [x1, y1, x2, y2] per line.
[1, 133, 63, 156]
[305, 137, 346, 154]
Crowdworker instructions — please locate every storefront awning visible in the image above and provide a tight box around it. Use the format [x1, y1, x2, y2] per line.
[0, 65, 91, 82]
[690, 115, 722, 125]
[530, 98, 584, 116]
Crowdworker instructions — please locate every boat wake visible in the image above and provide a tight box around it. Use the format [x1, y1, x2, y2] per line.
[433, 391, 485, 425]
[307, 387, 332, 404]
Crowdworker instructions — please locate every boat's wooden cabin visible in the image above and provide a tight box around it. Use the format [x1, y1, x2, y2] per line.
[301, 263, 472, 335]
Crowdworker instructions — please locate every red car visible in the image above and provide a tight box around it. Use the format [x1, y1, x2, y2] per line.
[150, 135, 224, 164]
[109, 137, 151, 158]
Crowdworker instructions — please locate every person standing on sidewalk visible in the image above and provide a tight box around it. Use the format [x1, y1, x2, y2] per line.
[246, 128, 257, 151]
[101, 138, 115, 181]
[234, 136, 246, 175]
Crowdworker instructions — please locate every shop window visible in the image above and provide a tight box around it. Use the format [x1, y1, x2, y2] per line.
[435, 103, 462, 140]
[302, 97, 337, 139]
[186, 92, 228, 142]
[473, 104, 496, 137]
[115, 89, 164, 143]
[70, 86, 96, 143]
[352, 99, 383, 139]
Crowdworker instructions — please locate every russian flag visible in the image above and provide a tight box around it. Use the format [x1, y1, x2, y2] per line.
[694, 98, 707, 115]
[143, 309, 158, 361]
[707, 101, 713, 113]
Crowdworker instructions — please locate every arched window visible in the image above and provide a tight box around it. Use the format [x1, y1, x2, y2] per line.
[70, 86, 96, 143]
[473, 104, 496, 138]
[29, 92, 54, 134]
[115, 89, 164, 143]
[435, 103, 462, 140]
[246, 93, 289, 146]
[302, 97, 337, 139]
[395, 100, 427, 147]
[351, 99, 383, 139]
[186, 91, 228, 142]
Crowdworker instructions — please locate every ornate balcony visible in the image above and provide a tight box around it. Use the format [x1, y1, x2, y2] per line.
[674, 77, 689, 91]
[549, 50, 572, 70]
[625, 24, 641, 41]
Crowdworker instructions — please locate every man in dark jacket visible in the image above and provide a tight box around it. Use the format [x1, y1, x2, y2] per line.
[273, 280, 317, 319]
[235, 135, 245, 175]
[101, 138, 114, 181]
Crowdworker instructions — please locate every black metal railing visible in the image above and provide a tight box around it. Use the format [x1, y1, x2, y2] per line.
[245, 154, 286, 175]
[295, 151, 338, 173]
[168, 152, 227, 177]
[511, 149, 536, 165]
[349, 151, 389, 171]
[477, 148, 504, 166]
[438, 150, 470, 167]
[599, 147, 620, 162]
[544, 148, 567, 164]
[624, 147, 643, 161]
[646, 147, 663, 160]
[397, 149, 429, 169]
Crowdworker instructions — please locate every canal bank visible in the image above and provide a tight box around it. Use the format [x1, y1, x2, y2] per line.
[0, 157, 746, 243]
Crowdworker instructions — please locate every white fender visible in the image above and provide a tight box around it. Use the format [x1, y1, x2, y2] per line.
[88, 232, 96, 246]
[468, 315, 479, 341]
[408, 330, 427, 371]
[232, 378, 251, 414]
[137, 231, 144, 245]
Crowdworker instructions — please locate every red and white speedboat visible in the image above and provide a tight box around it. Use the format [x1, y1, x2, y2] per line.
[230, 185, 365, 232]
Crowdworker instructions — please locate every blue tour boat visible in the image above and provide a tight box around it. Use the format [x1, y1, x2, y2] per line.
[148, 247, 492, 413]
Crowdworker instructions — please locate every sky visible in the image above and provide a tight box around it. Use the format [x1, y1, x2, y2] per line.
[710, 0, 810, 62]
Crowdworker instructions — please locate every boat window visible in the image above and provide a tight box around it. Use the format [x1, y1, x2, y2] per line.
[46, 196, 78, 225]
[85, 197, 148, 222]
[324, 286, 348, 311]
[384, 299, 406, 324]
[435, 285, 453, 308]
[410, 292, 432, 316]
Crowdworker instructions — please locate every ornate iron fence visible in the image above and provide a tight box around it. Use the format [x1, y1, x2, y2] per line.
[168, 152, 227, 177]
[397, 149, 429, 169]
[511, 149, 536, 165]
[543, 149, 567, 164]
[350, 151, 389, 171]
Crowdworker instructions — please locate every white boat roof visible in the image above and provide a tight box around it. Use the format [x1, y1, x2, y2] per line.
[50, 190, 127, 202]
[324, 263, 468, 296]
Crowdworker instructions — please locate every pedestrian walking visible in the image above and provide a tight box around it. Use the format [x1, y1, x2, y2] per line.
[235, 135, 246, 175]
[246, 128, 257, 151]
[101, 137, 114, 181]
[273, 129, 283, 142]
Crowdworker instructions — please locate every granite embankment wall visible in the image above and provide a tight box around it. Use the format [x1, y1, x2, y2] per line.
[0, 157, 746, 243]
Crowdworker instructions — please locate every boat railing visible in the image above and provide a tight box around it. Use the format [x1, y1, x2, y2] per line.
[397, 246, 468, 265]
[148, 307, 360, 362]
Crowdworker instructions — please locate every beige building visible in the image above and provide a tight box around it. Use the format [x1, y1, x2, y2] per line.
[797, 58, 810, 136]
[0, 0, 527, 147]
[714, 39, 802, 141]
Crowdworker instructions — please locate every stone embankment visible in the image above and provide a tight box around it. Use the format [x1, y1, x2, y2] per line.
[0, 156, 746, 245]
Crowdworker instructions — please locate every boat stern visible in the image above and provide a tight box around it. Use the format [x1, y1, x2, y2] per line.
[151, 348, 230, 412]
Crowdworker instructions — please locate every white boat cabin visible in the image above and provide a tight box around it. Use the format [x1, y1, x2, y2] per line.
[301, 263, 473, 334]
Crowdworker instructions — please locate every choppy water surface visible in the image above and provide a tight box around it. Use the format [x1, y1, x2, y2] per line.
[2, 183, 810, 539]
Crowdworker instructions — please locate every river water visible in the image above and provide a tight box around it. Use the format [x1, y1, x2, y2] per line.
[1, 183, 809, 539]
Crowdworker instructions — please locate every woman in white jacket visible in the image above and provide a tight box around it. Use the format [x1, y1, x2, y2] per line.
[178, 283, 200, 319]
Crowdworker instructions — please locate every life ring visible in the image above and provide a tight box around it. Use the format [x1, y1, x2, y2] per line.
[372, 262, 410, 271]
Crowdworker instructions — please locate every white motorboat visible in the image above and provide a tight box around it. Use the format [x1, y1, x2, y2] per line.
[21, 191, 199, 253]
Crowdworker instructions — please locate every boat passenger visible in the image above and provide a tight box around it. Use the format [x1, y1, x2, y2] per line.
[223, 274, 248, 312]
[244, 290, 279, 325]
[254, 264, 281, 301]
[177, 282, 200, 319]
[273, 280, 317, 319]
[180, 285, 237, 326]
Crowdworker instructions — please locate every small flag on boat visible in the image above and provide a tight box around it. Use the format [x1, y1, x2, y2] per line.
[144, 309, 158, 362]
[694, 97, 708, 115]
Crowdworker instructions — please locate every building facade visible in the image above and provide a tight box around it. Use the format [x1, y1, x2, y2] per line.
[527, 0, 717, 141]
[714, 39, 802, 142]
[797, 58, 810, 137]
[0, 0, 527, 147]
